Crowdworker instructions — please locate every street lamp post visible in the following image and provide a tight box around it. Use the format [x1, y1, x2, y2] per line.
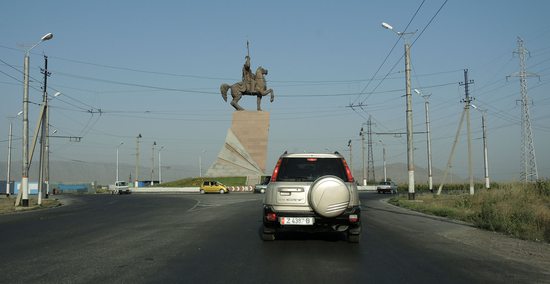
[116, 142, 124, 183]
[379, 140, 387, 182]
[347, 139, 353, 173]
[6, 120, 14, 197]
[20, 33, 53, 207]
[135, 134, 142, 188]
[158, 146, 165, 184]
[382, 22, 416, 200]
[359, 127, 366, 186]
[151, 141, 156, 186]
[414, 89, 434, 193]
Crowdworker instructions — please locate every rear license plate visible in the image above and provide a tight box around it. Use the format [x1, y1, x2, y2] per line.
[279, 217, 315, 225]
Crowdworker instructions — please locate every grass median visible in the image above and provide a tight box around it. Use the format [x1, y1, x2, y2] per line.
[388, 180, 550, 243]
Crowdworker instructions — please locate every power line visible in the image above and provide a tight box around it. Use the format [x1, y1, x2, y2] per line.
[353, 0, 426, 105]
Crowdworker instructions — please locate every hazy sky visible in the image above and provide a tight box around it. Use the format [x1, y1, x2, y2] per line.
[1, 0, 549, 183]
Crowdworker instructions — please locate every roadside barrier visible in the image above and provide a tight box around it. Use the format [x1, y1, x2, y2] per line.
[227, 186, 253, 192]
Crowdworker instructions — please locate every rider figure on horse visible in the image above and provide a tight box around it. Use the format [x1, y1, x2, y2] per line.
[242, 55, 256, 93]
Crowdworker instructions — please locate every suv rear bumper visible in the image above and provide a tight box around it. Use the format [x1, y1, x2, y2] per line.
[263, 205, 361, 234]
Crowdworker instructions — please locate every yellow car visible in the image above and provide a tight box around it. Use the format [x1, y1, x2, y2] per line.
[200, 181, 229, 194]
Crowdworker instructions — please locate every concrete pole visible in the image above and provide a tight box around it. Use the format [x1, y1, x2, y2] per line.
[360, 127, 366, 186]
[380, 140, 387, 182]
[466, 103, 474, 195]
[481, 111, 490, 189]
[463, 70, 475, 196]
[21, 54, 30, 207]
[45, 101, 50, 198]
[423, 96, 433, 192]
[6, 121, 13, 197]
[348, 140, 353, 174]
[116, 142, 123, 182]
[151, 141, 156, 185]
[158, 146, 164, 184]
[405, 42, 415, 200]
[19, 33, 53, 207]
[135, 134, 141, 188]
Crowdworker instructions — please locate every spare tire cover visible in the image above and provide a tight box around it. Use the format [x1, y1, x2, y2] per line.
[308, 176, 350, 218]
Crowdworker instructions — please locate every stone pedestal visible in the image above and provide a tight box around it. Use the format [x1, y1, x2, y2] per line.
[206, 111, 270, 178]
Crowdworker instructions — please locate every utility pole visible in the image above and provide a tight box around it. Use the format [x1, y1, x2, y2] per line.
[6, 117, 16, 197]
[18, 32, 53, 207]
[404, 41, 416, 199]
[116, 142, 124, 183]
[460, 69, 475, 195]
[37, 55, 51, 205]
[415, 89, 434, 193]
[158, 146, 164, 184]
[44, 102, 50, 199]
[359, 127, 366, 186]
[480, 110, 489, 189]
[508, 37, 539, 183]
[472, 105, 490, 189]
[366, 116, 376, 183]
[135, 133, 142, 188]
[437, 69, 475, 195]
[151, 141, 156, 186]
[379, 140, 387, 182]
[347, 139, 353, 174]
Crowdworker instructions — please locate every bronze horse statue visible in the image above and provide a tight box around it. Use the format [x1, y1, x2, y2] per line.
[220, 66, 274, 111]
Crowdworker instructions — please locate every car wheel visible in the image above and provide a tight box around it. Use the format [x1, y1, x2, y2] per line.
[200, 189, 205, 194]
[309, 176, 350, 218]
[261, 232, 275, 241]
[220, 189, 225, 194]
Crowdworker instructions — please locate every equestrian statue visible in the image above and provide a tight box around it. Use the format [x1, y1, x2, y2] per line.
[220, 50, 274, 111]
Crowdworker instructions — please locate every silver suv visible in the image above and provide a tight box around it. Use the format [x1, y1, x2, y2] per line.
[262, 152, 361, 243]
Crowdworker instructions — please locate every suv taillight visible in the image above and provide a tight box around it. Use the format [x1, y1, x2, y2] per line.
[341, 158, 354, 183]
[266, 212, 277, 222]
[270, 158, 283, 182]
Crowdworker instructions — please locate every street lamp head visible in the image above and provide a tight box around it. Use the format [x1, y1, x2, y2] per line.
[41, 33, 53, 41]
[54, 92, 61, 97]
[17, 110, 23, 116]
[381, 22, 394, 30]
[471, 104, 478, 109]
[414, 89, 421, 95]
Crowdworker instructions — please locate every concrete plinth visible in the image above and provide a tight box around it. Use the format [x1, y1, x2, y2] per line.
[206, 111, 270, 178]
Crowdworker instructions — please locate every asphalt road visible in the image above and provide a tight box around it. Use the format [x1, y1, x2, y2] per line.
[0, 192, 548, 283]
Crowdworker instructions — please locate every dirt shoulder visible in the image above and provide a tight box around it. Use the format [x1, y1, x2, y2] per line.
[382, 198, 550, 275]
[0, 195, 62, 215]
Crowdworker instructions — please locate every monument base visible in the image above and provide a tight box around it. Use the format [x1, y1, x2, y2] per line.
[206, 111, 270, 180]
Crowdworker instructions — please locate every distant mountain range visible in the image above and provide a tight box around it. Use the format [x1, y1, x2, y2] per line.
[0, 160, 195, 186]
[1, 160, 468, 186]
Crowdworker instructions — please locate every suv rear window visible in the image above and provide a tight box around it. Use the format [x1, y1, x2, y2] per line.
[276, 157, 347, 182]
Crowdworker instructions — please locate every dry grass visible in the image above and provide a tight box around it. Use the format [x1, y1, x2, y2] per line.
[0, 196, 62, 214]
[389, 181, 550, 243]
